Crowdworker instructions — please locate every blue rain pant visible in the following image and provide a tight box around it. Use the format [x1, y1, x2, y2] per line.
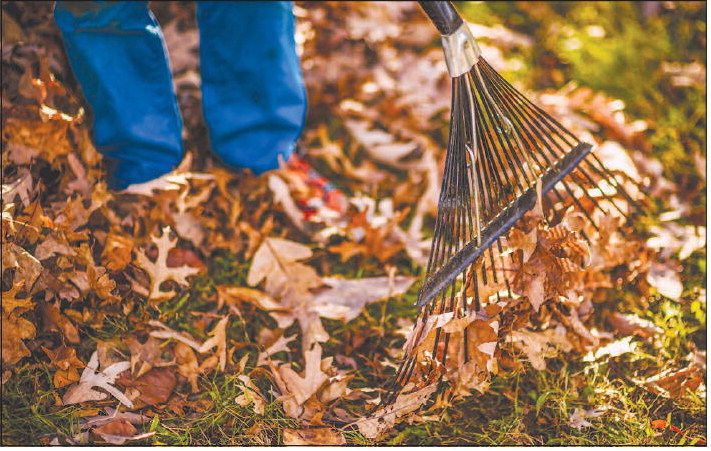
[54, 1, 307, 189]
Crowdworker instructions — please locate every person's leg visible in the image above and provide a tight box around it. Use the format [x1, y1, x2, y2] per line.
[196, 1, 307, 174]
[54, 1, 183, 190]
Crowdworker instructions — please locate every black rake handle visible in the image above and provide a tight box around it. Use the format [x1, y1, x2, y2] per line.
[418, 1, 464, 35]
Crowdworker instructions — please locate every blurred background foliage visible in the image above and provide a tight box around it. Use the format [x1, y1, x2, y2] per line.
[460, 1, 706, 216]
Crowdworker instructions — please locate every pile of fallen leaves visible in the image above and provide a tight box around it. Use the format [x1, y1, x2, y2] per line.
[1, 1, 705, 445]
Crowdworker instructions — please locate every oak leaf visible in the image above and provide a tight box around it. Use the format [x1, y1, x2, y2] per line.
[134, 226, 201, 301]
[277, 344, 329, 406]
[62, 351, 133, 408]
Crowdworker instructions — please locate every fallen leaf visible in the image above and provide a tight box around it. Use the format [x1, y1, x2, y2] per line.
[175, 342, 200, 392]
[1, 281, 33, 315]
[42, 345, 85, 388]
[278, 344, 329, 406]
[62, 351, 133, 408]
[118, 367, 177, 406]
[355, 384, 437, 439]
[637, 350, 706, 398]
[311, 276, 416, 322]
[101, 233, 134, 271]
[608, 312, 663, 339]
[235, 374, 267, 415]
[148, 320, 202, 351]
[583, 336, 637, 362]
[646, 261, 683, 300]
[217, 286, 285, 311]
[506, 227, 538, 263]
[124, 335, 173, 377]
[257, 332, 296, 366]
[268, 174, 306, 231]
[3, 242, 42, 291]
[247, 237, 314, 288]
[1, 311, 37, 365]
[282, 428, 346, 446]
[568, 407, 605, 429]
[134, 226, 201, 301]
[507, 328, 574, 371]
[40, 302, 80, 344]
[198, 316, 229, 371]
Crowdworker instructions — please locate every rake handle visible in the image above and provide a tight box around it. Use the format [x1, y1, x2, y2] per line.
[418, 1, 464, 35]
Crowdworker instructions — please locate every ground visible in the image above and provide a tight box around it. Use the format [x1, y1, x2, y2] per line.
[1, 1, 706, 446]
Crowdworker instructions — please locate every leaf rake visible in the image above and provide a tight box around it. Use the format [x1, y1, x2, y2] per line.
[383, 1, 644, 405]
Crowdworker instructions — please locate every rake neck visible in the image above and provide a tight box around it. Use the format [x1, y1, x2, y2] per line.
[418, 1, 481, 77]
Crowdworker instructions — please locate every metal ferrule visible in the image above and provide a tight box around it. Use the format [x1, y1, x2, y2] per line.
[441, 22, 481, 77]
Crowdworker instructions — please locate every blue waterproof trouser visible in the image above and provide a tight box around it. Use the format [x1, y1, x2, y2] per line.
[54, 1, 307, 189]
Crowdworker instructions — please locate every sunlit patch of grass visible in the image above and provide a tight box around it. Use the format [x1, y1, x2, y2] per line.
[389, 349, 705, 446]
[147, 372, 304, 446]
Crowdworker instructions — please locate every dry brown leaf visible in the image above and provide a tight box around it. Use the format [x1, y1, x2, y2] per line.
[174, 342, 200, 392]
[34, 235, 74, 261]
[311, 276, 415, 322]
[134, 226, 201, 301]
[507, 327, 574, 370]
[3, 242, 42, 291]
[198, 316, 229, 371]
[506, 227, 538, 263]
[148, 320, 202, 351]
[92, 419, 137, 444]
[217, 286, 284, 311]
[247, 237, 314, 288]
[608, 312, 663, 339]
[646, 261, 683, 300]
[124, 336, 173, 377]
[85, 409, 155, 445]
[40, 303, 80, 344]
[118, 367, 177, 407]
[1, 281, 33, 315]
[247, 237, 326, 348]
[1, 311, 37, 365]
[63, 351, 133, 408]
[257, 332, 296, 366]
[278, 344, 329, 406]
[235, 374, 267, 415]
[268, 174, 306, 231]
[524, 272, 547, 312]
[355, 383, 437, 439]
[637, 351, 706, 399]
[1, 167, 34, 207]
[42, 345, 85, 388]
[102, 233, 134, 271]
[282, 428, 346, 446]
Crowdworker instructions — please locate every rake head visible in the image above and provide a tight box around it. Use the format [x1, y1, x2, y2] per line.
[383, 2, 645, 406]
